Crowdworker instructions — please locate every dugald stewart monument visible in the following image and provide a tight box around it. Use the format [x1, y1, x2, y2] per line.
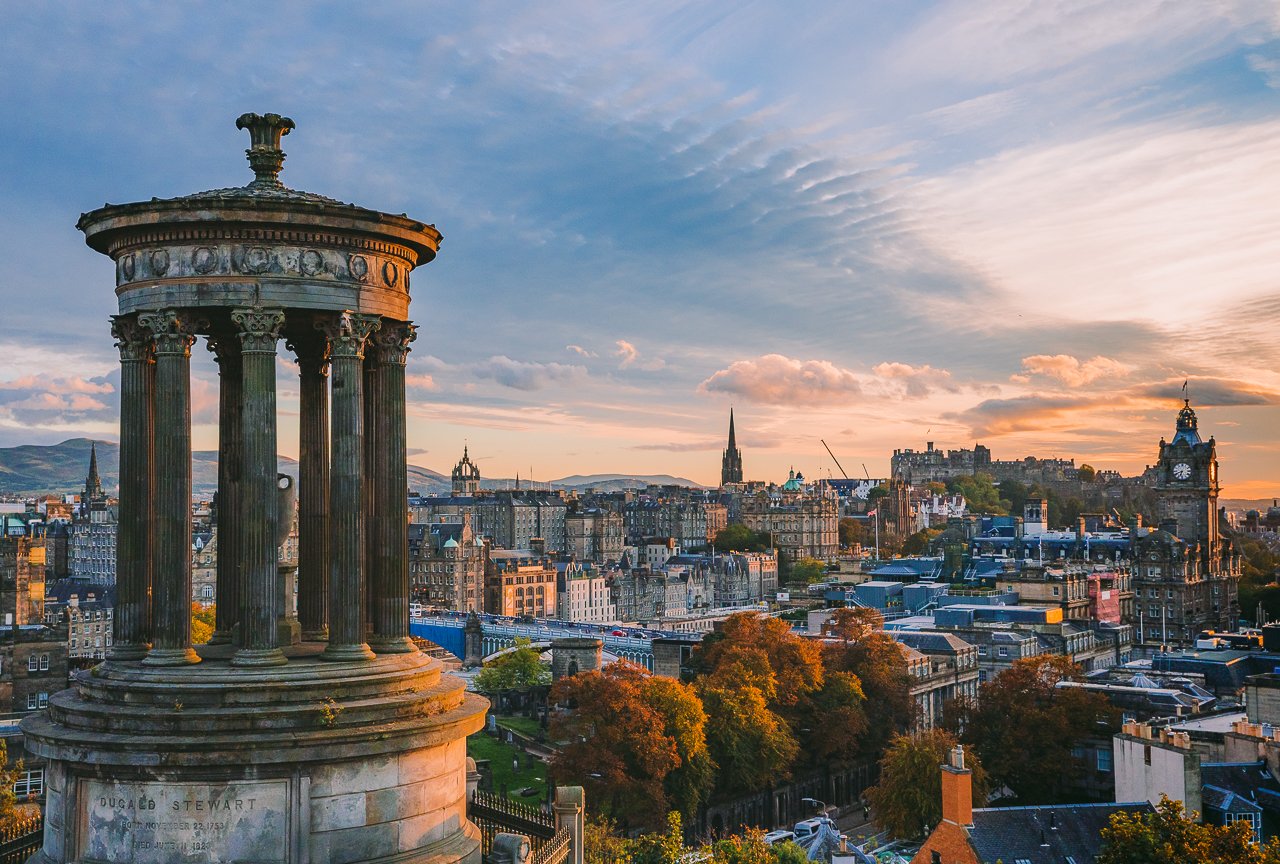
[21, 114, 488, 863]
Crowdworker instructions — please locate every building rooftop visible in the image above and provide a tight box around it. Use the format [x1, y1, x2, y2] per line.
[968, 802, 1152, 864]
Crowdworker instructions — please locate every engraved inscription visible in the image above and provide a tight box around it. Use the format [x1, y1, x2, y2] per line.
[82, 778, 288, 864]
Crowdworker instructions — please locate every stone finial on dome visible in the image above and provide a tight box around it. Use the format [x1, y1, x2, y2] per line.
[235, 112, 296, 187]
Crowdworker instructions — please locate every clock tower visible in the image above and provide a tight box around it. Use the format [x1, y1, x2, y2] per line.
[1154, 399, 1220, 557]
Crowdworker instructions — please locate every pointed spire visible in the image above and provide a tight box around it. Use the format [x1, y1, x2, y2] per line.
[728, 407, 737, 449]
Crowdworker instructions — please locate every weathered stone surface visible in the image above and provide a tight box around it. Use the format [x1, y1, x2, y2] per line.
[81, 778, 290, 864]
[309, 754, 399, 799]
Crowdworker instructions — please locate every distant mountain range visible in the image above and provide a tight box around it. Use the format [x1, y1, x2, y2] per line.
[0, 439, 703, 497]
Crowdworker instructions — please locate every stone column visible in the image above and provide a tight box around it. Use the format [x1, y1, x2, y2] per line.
[231, 306, 288, 668]
[109, 315, 153, 660]
[320, 312, 380, 662]
[553, 786, 585, 864]
[138, 309, 200, 667]
[368, 321, 417, 653]
[363, 352, 378, 641]
[206, 332, 242, 646]
[289, 332, 330, 641]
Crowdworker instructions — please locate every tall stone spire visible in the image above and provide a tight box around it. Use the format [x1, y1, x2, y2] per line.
[721, 409, 743, 486]
[83, 441, 105, 505]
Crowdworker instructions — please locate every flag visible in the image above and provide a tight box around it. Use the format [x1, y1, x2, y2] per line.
[866, 509, 878, 518]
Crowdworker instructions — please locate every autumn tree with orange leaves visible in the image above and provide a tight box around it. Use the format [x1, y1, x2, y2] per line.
[549, 661, 713, 830]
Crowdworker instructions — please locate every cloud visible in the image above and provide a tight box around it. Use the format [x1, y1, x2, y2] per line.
[0, 373, 119, 431]
[566, 344, 597, 358]
[615, 340, 639, 367]
[472, 356, 586, 391]
[699, 354, 862, 405]
[872, 362, 958, 398]
[1019, 354, 1129, 387]
[614, 340, 664, 371]
[947, 393, 1105, 437]
[405, 373, 438, 392]
[1134, 377, 1280, 407]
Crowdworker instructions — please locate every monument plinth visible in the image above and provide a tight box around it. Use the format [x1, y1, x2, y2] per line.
[23, 113, 487, 864]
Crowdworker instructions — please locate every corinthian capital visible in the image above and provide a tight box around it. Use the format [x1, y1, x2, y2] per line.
[231, 307, 286, 353]
[370, 320, 417, 366]
[110, 315, 152, 362]
[317, 312, 381, 360]
[137, 309, 199, 356]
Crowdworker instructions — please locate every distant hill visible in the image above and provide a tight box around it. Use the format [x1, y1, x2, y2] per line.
[0, 438, 115, 495]
[1223, 498, 1280, 512]
[0, 439, 699, 498]
[549, 473, 705, 491]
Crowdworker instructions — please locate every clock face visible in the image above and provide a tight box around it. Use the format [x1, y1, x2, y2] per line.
[1173, 462, 1192, 480]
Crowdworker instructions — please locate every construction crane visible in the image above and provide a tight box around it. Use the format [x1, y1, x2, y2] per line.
[821, 439, 849, 480]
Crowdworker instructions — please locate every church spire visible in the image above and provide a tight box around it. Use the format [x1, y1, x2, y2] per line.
[83, 440, 105, 510]
[721, 408, 743, 486]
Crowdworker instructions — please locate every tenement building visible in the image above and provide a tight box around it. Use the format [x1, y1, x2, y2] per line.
[22, 113, 486, 864]
[408, 514, 486, 612]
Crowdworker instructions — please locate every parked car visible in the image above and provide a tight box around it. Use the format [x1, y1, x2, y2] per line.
[762, 830, 795, 846]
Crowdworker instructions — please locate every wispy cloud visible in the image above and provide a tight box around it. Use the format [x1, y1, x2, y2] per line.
[700, 354, 862, 405]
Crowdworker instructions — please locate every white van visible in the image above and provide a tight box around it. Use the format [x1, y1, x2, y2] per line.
[762, 829, 795, 846]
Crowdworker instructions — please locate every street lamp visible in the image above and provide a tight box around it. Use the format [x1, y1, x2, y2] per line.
[801, 797, 832, 821]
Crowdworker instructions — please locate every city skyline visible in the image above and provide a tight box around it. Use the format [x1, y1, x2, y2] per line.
[1, 3, 1278, 495]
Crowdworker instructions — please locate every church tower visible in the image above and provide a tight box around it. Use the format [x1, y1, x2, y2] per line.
[451, 445, 481, 496]
[81, 441, 107, 514]
[1154, 398, 1220, 557]
[721, 409, 743, 486]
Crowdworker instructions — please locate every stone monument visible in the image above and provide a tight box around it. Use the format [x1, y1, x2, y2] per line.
[22, 113, 488, 864]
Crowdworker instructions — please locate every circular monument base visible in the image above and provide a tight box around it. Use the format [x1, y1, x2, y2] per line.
[21, 643, 488, 864]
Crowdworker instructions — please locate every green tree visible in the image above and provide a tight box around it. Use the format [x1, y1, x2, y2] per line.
[788, 557, 827, 585]
[901, 528, 940, 556]
[630, 812, 689, 864]
[838, 517, 865, 548]
[584, 818, 635, 864]
[715, 524, 772, 552]
[1098, 795, 1278, 864]
[945, 473, 1005, 515]
[950, 655, 1118, 803]
[865, 730, 989, 840]
[474, 638, 552, 694]
[867, 485, 889, 502]
[642, 676, 717, 821]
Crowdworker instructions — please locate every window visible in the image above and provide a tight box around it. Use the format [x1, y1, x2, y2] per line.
[1097, 749, 1112, 772]
[202, 585, 214, 600]
[39, 654, 48, 671]
[26, 695, 35, 711]
[12, 769, 43, 798]
[27, 655, 36, 672]
[998, 646, 1009, 658]
[37, 692, 48, 709]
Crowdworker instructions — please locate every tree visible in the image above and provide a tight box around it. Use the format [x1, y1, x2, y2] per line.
[794, 670, 868, 764]
[550, 662, 711, 830]
[584, 818, 635, 864]
[838, 517, 865, 549]
[1079, 464, 1097, 483]
[901, 528, 940, 556]
[821, 608, 914, 754]
[1098, 795, 1278, 864]
[950, 655, 1118, 803]
[0, 740, 25, 832]
[474, 639, 552, 694]
[706, 829, 810, 864]
[630, 812, 689, 864]
[691, 614, 825, 709]
[699, 682, 798, 794]
[641, 676, 716, 821]
[867, 485, 889, 501]
[945, 473, 1005, 515]
[714, 524, 772, 553]
[190, 603, 216, 645]
[788, 557, 827, 585]
[865, 730, 989, 840]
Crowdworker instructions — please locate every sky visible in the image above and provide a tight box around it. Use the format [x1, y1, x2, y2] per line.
[0, 2, 1278, 496]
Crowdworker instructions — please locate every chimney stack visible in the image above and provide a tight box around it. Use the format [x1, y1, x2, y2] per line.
[940, 744, 973, 827]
